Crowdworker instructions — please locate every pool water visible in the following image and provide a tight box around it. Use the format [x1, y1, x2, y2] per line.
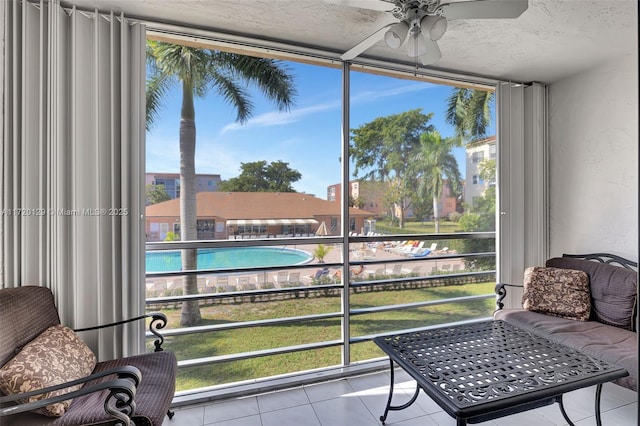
[146, 247, 313, 272]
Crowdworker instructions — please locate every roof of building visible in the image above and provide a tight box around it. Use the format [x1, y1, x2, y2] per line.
[466, 135, 496, 148]
[145, 191, 373, 220]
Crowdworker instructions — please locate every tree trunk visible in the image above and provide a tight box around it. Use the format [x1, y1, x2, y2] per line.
[179, 84, 201, 326]
[433, 195, 440, 234]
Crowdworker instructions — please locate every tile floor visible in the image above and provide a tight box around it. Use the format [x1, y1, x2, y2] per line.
[163, 369, 637, 426]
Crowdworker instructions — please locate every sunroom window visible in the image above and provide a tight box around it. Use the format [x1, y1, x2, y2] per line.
[144, 33, 497, 396]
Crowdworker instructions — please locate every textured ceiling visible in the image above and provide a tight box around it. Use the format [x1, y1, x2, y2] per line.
[61, 0, 637, 83]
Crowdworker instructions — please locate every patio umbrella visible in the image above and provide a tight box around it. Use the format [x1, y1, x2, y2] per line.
[315, 221, 329, 236]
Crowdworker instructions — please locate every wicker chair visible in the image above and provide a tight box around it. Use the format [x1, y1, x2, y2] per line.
[0, 286, 177, 425]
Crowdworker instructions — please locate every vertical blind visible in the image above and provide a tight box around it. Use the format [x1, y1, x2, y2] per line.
[1, 0, 146, 359]
[496, 82, 548, 308]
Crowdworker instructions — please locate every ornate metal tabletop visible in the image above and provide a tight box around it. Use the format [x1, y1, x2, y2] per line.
[374, 320, 628, 425]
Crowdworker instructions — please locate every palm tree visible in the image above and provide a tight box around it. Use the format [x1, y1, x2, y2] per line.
[445, 88, 493, 141]
[146, 41, 296, 326]
[413, 131, 462, 233]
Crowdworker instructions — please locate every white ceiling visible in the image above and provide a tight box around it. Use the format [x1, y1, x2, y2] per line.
[61, 0, 637, 83]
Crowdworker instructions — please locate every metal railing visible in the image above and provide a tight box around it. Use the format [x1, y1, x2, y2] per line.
[145, 232, 496, 394]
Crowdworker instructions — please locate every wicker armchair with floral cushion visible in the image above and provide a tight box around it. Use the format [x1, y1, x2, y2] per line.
[0, 286, 177, 426]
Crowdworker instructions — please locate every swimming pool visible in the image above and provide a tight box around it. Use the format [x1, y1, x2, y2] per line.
[145, 247, 313, 272]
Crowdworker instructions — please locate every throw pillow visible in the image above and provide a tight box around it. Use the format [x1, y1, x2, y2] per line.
[522, 266, 591, 321]
[0, 324, 97, 417]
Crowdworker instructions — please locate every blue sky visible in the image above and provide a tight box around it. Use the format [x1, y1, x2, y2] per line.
[146, 60, 494, 198]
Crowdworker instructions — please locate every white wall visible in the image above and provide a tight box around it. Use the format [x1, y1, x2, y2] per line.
[548, 54, 638, 261]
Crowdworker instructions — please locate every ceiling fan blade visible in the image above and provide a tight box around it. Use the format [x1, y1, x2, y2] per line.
[439, 0, 528, 20]
[323, 0, 395, 12]
[419, 39, 442, 65]
[341, 23, 394, 60]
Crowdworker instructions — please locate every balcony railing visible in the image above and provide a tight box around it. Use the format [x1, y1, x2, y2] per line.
[144, 232, 496, 398]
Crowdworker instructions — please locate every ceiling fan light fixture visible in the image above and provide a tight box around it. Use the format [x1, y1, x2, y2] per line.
[406, 32, 427, 58]
[421, 15, 448, 41]
[384, 22, 409, 49]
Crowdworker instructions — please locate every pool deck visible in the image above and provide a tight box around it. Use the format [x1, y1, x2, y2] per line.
[145, 242, 465, 296]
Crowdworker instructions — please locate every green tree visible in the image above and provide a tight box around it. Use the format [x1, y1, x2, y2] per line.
[313, 244, 332, 263]
[145, 184, 171, 205]
[146, 41, 296, 326]
[219, 160, 301, 192]
[348, 195, 366, 209]
[410, 197, 433, 225]
[164, 231, 179, 242]
[445, 88, 493, 140]
[413, 131, 462, 233]
[350, 109, 435, 229]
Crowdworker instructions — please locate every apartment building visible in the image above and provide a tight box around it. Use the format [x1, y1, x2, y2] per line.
[145, 172, 222, 199]
[465, 136, 497, 208]
[328, 179, 458, 221]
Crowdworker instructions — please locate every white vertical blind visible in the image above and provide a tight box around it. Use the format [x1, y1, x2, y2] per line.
[496, 82, 548, 308]
[1, 0, 146, 359]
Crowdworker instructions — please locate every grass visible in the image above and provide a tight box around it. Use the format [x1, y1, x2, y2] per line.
[151, 281, 495, 391]
[375, 219, 461, 235]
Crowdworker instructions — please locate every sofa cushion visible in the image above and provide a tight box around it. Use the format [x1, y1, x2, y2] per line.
[546, 257, 637, 330]
[495, 310, 637, 392]
[522, 266, 591, 321]
[0, 325, 97, 417]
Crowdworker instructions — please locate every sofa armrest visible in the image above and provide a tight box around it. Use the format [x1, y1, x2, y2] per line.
[0, 366, 141, 425]
[74, 312, 168, 352]
[494, 283, 522, 311]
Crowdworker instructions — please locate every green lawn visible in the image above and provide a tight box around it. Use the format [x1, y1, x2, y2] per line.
[152, 281, 495, 391]
[375, 219, 460, 235]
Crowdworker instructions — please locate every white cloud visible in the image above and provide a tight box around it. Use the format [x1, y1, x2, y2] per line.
[220, 100, 339, 134]
[218, 82, 435, 134]
[351, 82, 435, 104]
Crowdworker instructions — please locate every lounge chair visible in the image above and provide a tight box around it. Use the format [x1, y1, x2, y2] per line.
[287, 272, 301, 285]
[404, 241, 425, 256]
[387, 264, 403, 275]
[255, 273, 269, 287]
[311, 268, 330, 279]
[412, 249, 431, 258]
[274, 271, 288, 287]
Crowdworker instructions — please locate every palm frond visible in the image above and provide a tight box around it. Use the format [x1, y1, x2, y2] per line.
[208, 69, 253, 123]
[445, 88, 470, 138]
[145, 72, 175, 131]
[212, 52, 297, 112]
[468, 90, 494, 139]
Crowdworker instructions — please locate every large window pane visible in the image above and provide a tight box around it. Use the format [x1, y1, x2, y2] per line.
[145, 37, 497, 394]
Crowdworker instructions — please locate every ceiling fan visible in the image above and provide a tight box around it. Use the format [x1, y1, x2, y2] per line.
[336, 0, 528, 65]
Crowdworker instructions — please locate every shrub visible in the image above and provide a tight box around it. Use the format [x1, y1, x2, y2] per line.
[448, 212, 462, 223]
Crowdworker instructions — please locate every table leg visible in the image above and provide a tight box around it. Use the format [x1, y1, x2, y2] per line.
[379, 358, 421, 425]
[595, 383, 603, 426]
[558, 384, 605, 426]
[557, 395, 576, 426]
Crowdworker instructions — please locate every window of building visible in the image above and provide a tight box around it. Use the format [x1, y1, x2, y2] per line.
[155, 178, 180, 198]
[197, 220, 215, 239]
[489, 144, 496, 159]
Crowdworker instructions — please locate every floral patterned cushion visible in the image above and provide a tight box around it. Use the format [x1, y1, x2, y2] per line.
[522, 266, 591, 321]
[0, 324, 97, 417]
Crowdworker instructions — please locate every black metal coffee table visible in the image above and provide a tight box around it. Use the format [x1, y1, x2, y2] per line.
[374, 320, 628, 426]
